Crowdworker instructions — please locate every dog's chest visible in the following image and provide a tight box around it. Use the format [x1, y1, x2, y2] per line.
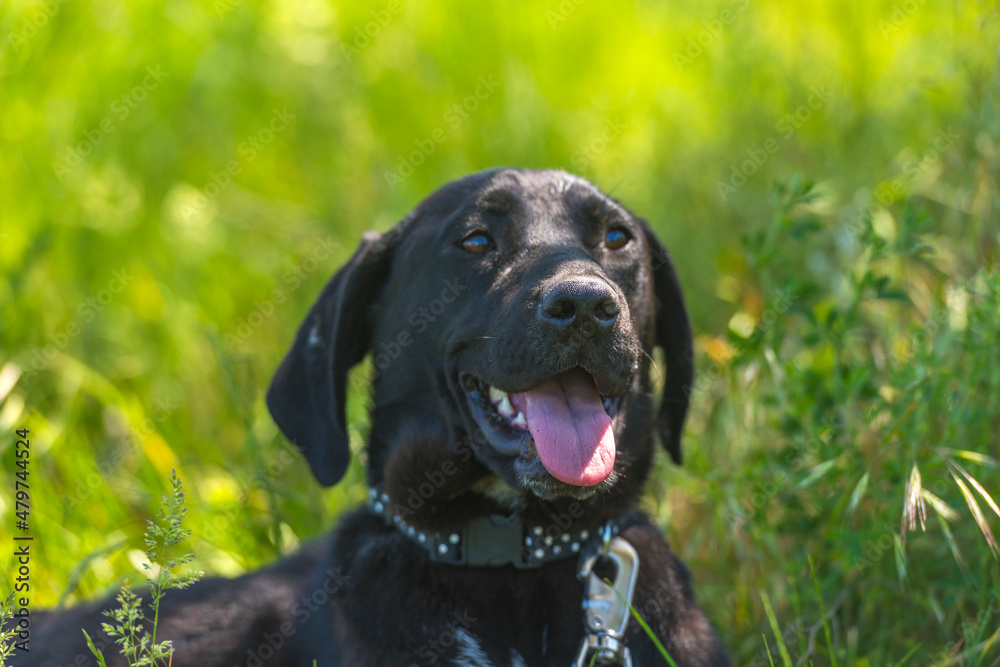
[451, 628, 528, 667]
[338, 526, 587, 665]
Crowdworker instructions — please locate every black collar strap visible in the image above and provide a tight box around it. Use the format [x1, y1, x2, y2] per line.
[367, 487, 614, 569]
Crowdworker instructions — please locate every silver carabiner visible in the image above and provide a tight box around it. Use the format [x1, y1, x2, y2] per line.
[573, 531, 639, 666]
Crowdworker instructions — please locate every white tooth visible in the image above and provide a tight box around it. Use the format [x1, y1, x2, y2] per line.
[511, 412, 527, 429]
[498, 395, 515, 417]
[489, 386, 505, 404]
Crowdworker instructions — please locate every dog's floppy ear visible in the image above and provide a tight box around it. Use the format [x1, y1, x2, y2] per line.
[640, 221, 694, 465]
[266, 231, 395, 486]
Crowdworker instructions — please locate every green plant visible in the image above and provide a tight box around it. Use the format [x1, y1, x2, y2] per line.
[0, 593, 19, 667]
[688, 177, 1000, 664]
[85, 470, 203, 667]
[2, 2, 997, 663]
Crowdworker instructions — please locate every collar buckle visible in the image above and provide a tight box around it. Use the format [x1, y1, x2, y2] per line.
[463, 514, 532, 567]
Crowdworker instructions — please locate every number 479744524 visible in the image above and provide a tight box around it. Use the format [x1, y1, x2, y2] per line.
[15, 428, 29, 529]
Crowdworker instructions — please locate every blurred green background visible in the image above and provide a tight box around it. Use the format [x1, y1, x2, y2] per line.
[2, 0, 999, 664]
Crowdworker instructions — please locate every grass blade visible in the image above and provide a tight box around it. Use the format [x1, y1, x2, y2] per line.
[761, 591, 793, 667]
[940, 448, 997, 466]
[921, 489, 960, 522]
[808, 555, 838, 667]
[796, 459, 838, 490]
[903, 465, 926, 532]
[949, 472, 1000, 559]
[764, 634, 776, 667]
[845, 471, 870, 521]
[892, 533, 908, 583]
[603, 578, 679, 667]
[891, 642, 922, 666]
[951, 460, 1000, 520]
[82, 629, 109, 667]
[936, 512, 969, 574]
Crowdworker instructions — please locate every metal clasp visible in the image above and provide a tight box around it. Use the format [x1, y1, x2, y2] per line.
[573, 526, 638, 666]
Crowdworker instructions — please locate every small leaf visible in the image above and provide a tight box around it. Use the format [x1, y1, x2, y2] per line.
[82, 630, 109, 667]
[796, 459, 838, 490]
[760, 591, 793, 667]
[846, 471, 870, 520]
[946, 449, 998, 466]
[921, 489, 960, 522]
[903, 465, 926, 533]
[950, 472, 1000, 559]
[808, 556, 839, 667]
[892, 533, 908, 582]
[936, 513, 968, 574]
[951, 461, 1000, 521]
[891, 643, 922, 666]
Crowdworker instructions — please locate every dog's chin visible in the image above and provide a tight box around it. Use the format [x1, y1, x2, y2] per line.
[516, 465, 620, 501]
[458, 370, 623, 501]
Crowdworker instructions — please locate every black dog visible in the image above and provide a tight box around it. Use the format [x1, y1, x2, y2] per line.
[31, 169, 728, 666]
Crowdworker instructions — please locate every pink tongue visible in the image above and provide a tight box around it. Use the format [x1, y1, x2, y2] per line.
[516, 369, 616, 486]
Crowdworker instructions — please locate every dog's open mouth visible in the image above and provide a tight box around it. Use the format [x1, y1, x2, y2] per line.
[461, 368, 623, 488]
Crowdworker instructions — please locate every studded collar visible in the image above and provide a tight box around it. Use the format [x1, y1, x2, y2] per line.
[367, 487, 614, 569]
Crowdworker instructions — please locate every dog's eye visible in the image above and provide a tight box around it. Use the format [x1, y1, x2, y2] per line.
[605, 227, 630, 250]
[460, 232, 494, 254]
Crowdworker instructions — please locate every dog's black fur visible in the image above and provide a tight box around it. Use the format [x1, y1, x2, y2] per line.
[30, 169, 728, 666]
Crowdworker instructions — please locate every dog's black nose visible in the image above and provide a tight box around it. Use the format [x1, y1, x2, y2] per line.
[539, 279, 620, 331]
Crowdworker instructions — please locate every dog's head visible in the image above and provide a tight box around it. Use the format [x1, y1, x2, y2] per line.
[267, 169, 692, 517]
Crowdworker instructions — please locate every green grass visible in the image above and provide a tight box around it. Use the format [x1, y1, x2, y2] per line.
[2, 0, 999, 664]
[84, 470, 202, 667]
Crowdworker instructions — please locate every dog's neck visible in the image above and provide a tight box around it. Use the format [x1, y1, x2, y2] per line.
[469, 475, 530, 511]
[367, 485, 617, 569]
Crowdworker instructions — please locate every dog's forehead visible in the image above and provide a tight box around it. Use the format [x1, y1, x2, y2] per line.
[410, 169, 627, 243]
[479, 168, 607, 208]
